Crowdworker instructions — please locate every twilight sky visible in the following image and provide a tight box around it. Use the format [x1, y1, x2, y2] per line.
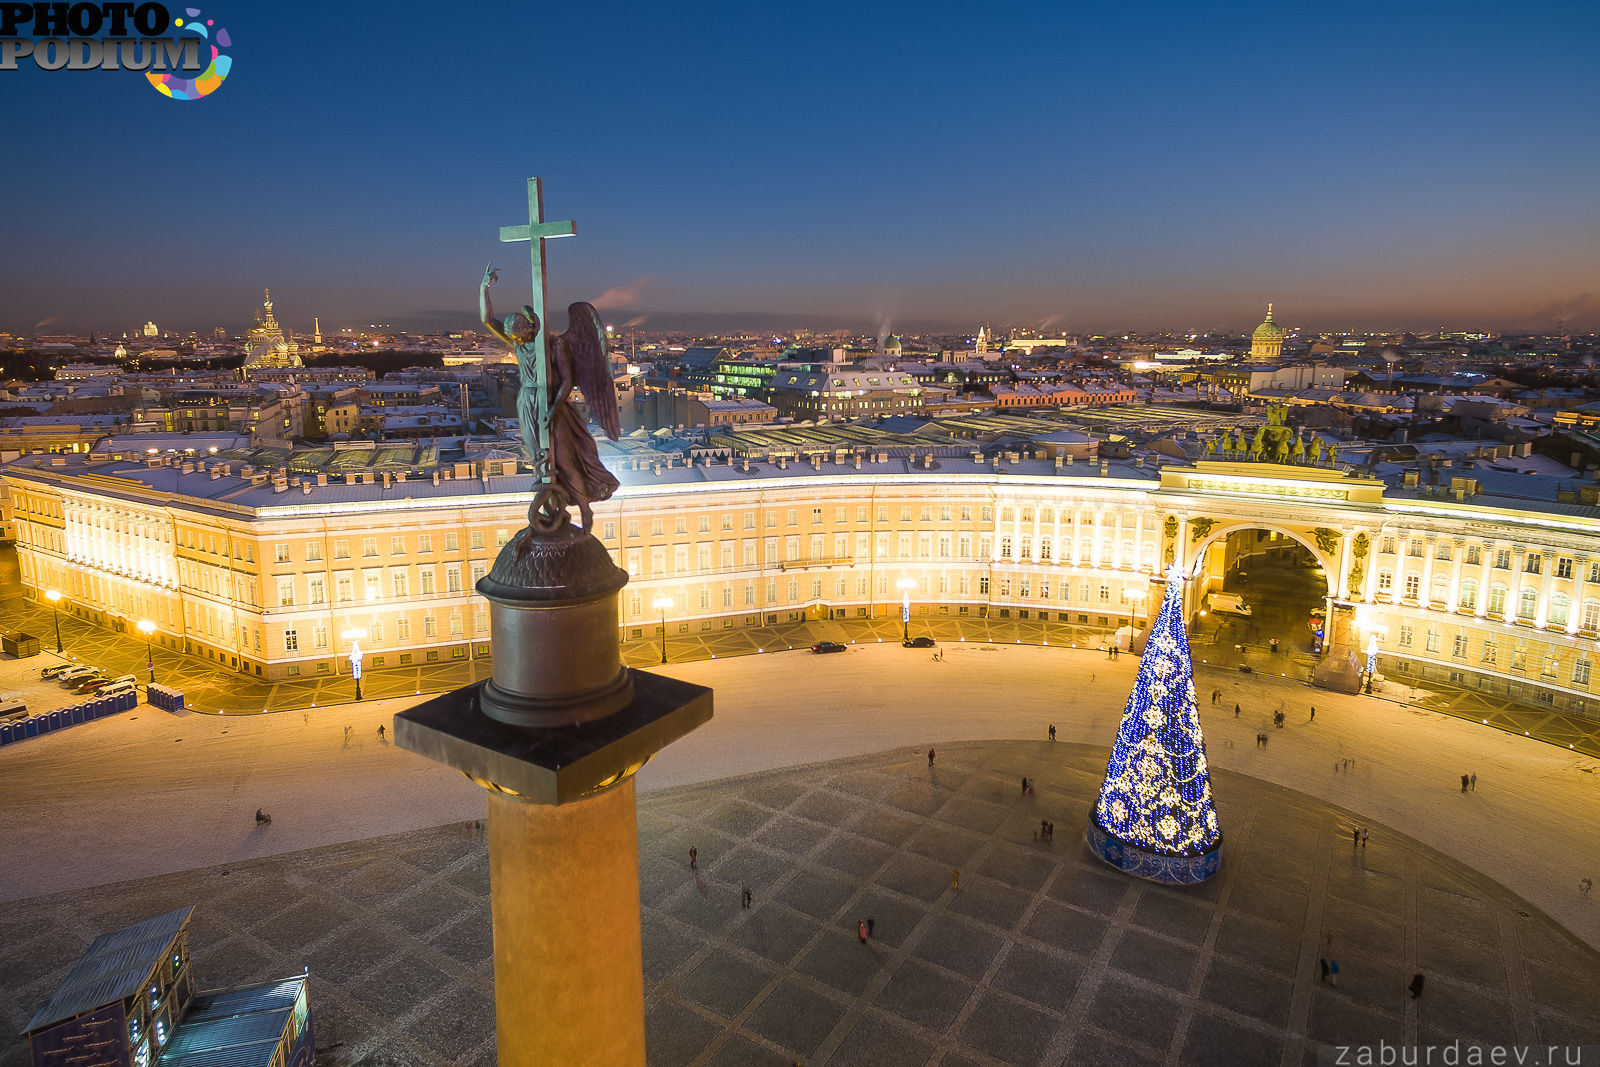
[4, 0, 1599, 337]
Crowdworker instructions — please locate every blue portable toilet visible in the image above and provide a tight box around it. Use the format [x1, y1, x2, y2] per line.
[35, 715, 52, 734]
[92, 698, 108, 718]
[120, 691, 137, 711]
[47, 710, 64, 731]
[1, 723, 12, 745]
[24, 718, 39, 737]
[69, 706, 83, 725]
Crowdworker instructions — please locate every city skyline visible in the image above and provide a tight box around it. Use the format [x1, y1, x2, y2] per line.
[4, 1, 1599, 336]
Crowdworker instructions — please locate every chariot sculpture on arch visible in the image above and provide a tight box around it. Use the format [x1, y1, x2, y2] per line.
[479, 177, 621, 538]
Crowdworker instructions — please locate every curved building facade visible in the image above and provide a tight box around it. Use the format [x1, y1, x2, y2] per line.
[5, 450, 1599, 719]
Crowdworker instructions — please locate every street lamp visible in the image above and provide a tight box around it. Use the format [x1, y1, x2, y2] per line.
[45, 589, 62, 653]
[1122, 588, 1146, 652]
[343, 627, 368, 701]
[652, 598, 673, 663]
[136, 619, 156, 683]
[896, 578, 915, 643]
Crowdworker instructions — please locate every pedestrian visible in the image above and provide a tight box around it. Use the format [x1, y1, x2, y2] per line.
[1048, 723, 1056, 741]
[866, 917, 875, 937]
[1319, 958, 1330, 982]
[1310, 706, 1315, 722]
[1360, 829, 1368, 848]
[1212, 690, 1219, 705]
[1344, 758, 1350, 771]
[377, 724, 385, 740]
[1460, 774, 1469, 794]
[1041, 819, 1049, 840]
[1352, 827, 1360, 847]
[1580, 877, 1592, 898]
[1021, 776, 1029, 796]
[741, 884, 752, 909]
[951, 867, 960, 890]
[343, 725, 352, 742]
[1334, 761, 1340, 774]
[689, 845, 698, 870]
[928, 748, 935, 768]
[1329, 959, 1340, 986]
[1409, 973, 1425, 999]
[1046, 821, 1054, 841]
[1235, 703, 1241, 718]
[858, 919, 868, 944]
[1470, 773, 1477, 791]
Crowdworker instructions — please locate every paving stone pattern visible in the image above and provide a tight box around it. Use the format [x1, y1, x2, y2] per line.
[2, 741, 1598, 1067]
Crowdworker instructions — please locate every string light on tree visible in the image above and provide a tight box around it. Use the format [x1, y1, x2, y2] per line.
[1086, 564, 1223, 885]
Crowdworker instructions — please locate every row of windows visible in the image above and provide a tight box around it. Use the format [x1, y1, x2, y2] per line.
[624, 573, 1140, 618]
[598, 504, 1141, 543]
[1374, 573, 1600, 628]
[272, 563, 485, 606]
[269, 530, 489, 565]
[282, 610, 488, 651]
[1378, 538, 1598, 581]
[1392, 625, 1593, 685]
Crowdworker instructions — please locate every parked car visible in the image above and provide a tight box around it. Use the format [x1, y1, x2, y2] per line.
[57, 666, 102, 685]
[1207, 592, 1252, 617]
[39, 663, 75, 680]
[75, 678, 113, 694]
[810, 642, 846, 654]
[99, 681, 137, 699]
[902, 636, 936, 648]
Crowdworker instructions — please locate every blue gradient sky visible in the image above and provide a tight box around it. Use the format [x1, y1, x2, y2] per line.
[5, 0, 1599, 336]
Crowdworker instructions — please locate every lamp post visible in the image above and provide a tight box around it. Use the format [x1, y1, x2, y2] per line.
[45, 589, 62, 653]
[136, 619, 156, 683]
[343, 627, 368, 701]
[896, 578, 915, 644]
[652, 598, 672, 664]
[1123, 588, 1146, 651]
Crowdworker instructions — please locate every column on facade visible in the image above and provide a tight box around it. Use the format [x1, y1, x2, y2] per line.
[1070, 508, 1082, 566]
[1535, 553, 1556, 628]
[1112, 510, 1124, 569]
[1504, 549, 1525, 624]
[1133, 511, 1145, 570]
[1419, 538, 1436, 609]
[1336, 527, 1354, 600]
[1569, 556, 1587, 635]
[1475, 541, 1495, 619]
[1446, 539, 1466, 612]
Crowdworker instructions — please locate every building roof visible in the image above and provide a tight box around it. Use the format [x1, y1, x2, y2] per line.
[25, 905, 194, 1034]
[156, 976, 306, 1067]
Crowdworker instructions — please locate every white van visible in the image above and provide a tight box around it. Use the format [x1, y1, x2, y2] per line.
[1208, 592, 1253, 616]
[100, 680, 138, 700]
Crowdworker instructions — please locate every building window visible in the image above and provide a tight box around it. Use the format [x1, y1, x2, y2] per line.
[1482, 641, 1496, 665]
[445, 532, 459, 551]
[420, 570, 434, 595]
[363, 537, 378, 557]
[1377, 571, 1393, 594]
[308, 577, 325, 605]
[1453, 633, 1467, 658]
[1397, 625, 1412, 648]
[447, 567, 462, 593]
[1430, 574, 1449, 604]
[1557, 557, 1573, 579]
[392, 572, 408, 598]
[1575, 659, 1591, 686]
[423, 616, 437, 638]
[1494, 549, 1510, 570]
[1590, 562, 1600, 584]
[1518, 588, 1538, 620]
[1465, 545, 1480, 566]
[1584, 599, 1600, 630]
[1549, 594, 1570, 628]
[979, 574, 989, 595]
[391, 536, 405, 555]
[284, 628, 298, 652]
[1407, 541, 1423, 558]
[1424, 629, 1440, 652]
[275, 543, 290, 564]
[397, 618, 411, 640]
[334, 539, 350, 560]
[1403, 574, 1419, 600]
[1381, 538, 1396, 555]
[307, 542, 322, 562]
[471, 531, 484, 550]
[336, 574, 353, 602]
[1435, 543, 1452, 561]
[1488, 584, 1507, 615]
[314, 625, 328, 650]
[276, 577, 294, 606]
[1459, 579, 1477, 611]
[418, 534, 432, 553]
[1000, 537, 1012, 559]
[1525, 555, 1542, 576]
[1512, 646, 1527, 671]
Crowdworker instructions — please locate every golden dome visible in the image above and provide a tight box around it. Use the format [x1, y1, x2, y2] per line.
[1253, 302, 1286, 340]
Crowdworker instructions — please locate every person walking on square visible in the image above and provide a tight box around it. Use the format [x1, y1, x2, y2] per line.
[1352, 827, 1360, 847]
[689, 845, 698, 870]
[1409, 973, 1425, 998]
[1309, 706, 1315, 722]
[741, 884, 751, 909]
[1235, 703, 1241, 718]
[1460, 773, 1469, 793]
[1319, 958, 1330, 982]
[858, 919, 868, 944]
[1213, 690, 1219, 705]
[1022, 776, 1029, 796]
[1580, 877, 1592, 898]
[377, 724, 385, 741]
[1470, 773, 1477, 791]
[951, 867, 960, 890]
[1328, 958, 1340, 986]
[1048, 723, 1056, 741]
[928, 748, 936, 768]
[1360, 829, 1368, 848]
[867, 917, 875, 937]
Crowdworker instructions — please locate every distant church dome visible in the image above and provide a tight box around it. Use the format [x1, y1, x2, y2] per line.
[1250, 302, 1285, 360]
[884, 334, 902, 352]
[1252, 303, 1285, 342]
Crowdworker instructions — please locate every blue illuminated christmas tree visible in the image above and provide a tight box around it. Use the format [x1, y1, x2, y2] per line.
[1086, 565, 1223, 885]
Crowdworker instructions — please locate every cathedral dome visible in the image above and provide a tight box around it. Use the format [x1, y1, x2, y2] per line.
[1252, 303, 1285, 341]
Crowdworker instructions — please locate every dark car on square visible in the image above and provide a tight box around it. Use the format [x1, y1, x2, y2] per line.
[810, 641, 846, 654]
[903, 636, 936, 648]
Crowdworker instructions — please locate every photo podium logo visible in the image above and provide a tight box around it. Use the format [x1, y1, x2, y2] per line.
[0, 3, 232, 100]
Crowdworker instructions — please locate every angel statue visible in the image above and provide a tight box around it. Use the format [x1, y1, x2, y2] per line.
[480, 264, 620, 534]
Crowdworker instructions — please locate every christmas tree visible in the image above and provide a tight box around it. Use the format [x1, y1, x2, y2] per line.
[1087, 565, 1223, 885]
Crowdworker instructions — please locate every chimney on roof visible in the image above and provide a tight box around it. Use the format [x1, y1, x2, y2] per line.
[383, 472, 391, 488]
[301, 482, 311, 494]
[1066, 453, 1074, 464]
[316, 473, 327, 486]
[1136, 456, 1145, 468]
[1403, 469, 1420, 488]
[1100, 461, 1109, 476]
[923, 453, 933, 469]
[742, 458, 750, 472]
[777, 456, 787, 470]
[854, 453, 862, 470]
[811, 455, 821, 471]
[1055, 456, 1064, 471]
[396, 471, 406, 483]
[432, 471, 440, 486]
[209, 467, 221, 480]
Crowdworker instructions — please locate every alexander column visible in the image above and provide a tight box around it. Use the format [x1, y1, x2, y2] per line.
[395, 178, 711, 1066]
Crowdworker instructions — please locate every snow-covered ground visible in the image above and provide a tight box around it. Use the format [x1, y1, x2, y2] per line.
[2, 641, 1596, 951]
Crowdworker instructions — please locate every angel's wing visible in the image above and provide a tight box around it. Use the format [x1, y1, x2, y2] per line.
[559, 301, 620, 440]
